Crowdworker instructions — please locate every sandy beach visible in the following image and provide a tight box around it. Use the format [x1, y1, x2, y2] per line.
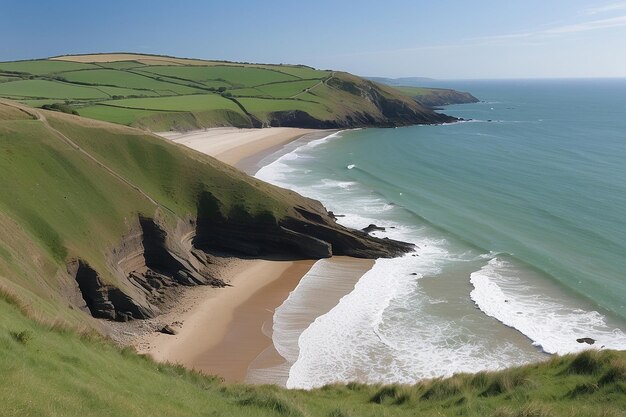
[159, 127, 332, 174]
[132, 127, 373, 383]
[133, 259, 315, 381]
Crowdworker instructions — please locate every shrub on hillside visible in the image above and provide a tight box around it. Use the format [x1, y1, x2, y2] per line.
[41, 103, 78, 115]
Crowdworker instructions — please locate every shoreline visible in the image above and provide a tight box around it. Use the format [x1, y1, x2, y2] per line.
[159, 127, 336, 174]
[131, 127, 372, 384]
[246, 257, 375, 385]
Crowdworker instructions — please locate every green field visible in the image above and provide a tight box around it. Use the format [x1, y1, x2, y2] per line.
[257, 79, 321, 98]
[94, 60, 146, 70]
[74, 105, 166, 126]
[0, 59, 97, 75]
[0, 53, 446, 130]
[138, 65, 302, 86]
[60, 69, 203, 95]
[238, 97, 332, 120]
[0, 80, 110, 99]
[92, 93, 243, 112]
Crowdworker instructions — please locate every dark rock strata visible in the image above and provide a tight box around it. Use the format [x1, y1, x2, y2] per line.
[69, 216, 222, 322]
[68, 259, 154, 322]
[72, 192, 413, 322]
[193, 192, 414, 260]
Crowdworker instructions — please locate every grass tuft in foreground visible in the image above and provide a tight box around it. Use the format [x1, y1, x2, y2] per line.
[5, 289, 623, 417]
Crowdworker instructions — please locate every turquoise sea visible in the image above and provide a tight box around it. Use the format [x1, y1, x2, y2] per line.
[256, 79, 626, 388]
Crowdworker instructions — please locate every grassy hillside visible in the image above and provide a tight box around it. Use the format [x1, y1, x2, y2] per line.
[0, 99, 411, 325]
[393, 86, 479, 107]
[0, 53, 453, 130]
[1, 294, 624, 417]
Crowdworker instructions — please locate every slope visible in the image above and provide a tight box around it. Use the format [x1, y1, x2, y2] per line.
[0, 53, 455, 131]
[0, 99, 412, 326]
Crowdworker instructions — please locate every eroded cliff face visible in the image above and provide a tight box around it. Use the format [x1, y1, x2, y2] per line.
[265, 76, 456, 129]
[69, 196, 413, 322]
[68, 216, 222, 322]
[193, 192, 413, 260]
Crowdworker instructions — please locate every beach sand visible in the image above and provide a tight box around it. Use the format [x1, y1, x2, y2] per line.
[159, 127, 331, 174]
[133, 127, 373, 383]
[134, 260, 314, 381]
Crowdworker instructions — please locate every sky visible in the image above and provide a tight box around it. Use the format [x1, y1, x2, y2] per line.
[1, 0, 626, 79]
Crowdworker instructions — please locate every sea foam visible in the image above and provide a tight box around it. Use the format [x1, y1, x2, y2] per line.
[255, 132, 544, 388]
[470, 257, 626, 354]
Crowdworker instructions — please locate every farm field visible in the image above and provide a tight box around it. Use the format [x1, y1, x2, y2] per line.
[0, 53, 451, 130]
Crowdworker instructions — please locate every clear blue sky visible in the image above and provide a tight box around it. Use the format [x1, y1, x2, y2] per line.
[2, 0, 626, 79]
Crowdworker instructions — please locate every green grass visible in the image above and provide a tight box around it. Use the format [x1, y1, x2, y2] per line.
[139, 65, 299, 87]
[393, 86, 433, 96]
[89, 85, 161, 97]
[94, 60, 146, 70]
[97, 93, 244, 112]
[237, 97, 332, 120]
[261, 66, 330, 79]
[257, 80, 322, 98]
[1, 293, 624, 417]
[59, 69, 203, 95]
[392, 86, 478, 106]
[77, 105, 166, 125]
[0, 60, 97, 75]
[0, 117, 153, 287]
[229, 87, 270, 97]
[0, 101, 298, 313]
[0, 75, 21, 82]
[78, 104, 251, 130]
[0, 53, 443, 130]
[0, 80, 109, 99]
[80, 94, 251, 129]
[17, 99, 82, 107]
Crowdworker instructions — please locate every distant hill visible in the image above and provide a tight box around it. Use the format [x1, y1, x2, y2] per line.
[366, 76, 479, 108]
[393, 85, 479, 107]
[0, 53, 455, 130]
[366, 76, 436, 86]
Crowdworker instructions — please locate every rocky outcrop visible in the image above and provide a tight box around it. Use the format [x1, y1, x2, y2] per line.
[362, 224, 386, 234]
[68, 259, 154, 321]
[72, 193, 413, 322]
[193, 192, 414, 260]
[70, 215, 224, 322]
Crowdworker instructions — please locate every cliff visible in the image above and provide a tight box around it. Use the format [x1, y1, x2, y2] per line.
[0, 100, 412, 323]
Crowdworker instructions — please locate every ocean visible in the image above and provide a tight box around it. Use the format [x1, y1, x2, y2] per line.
[255, 79, 626, 389]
